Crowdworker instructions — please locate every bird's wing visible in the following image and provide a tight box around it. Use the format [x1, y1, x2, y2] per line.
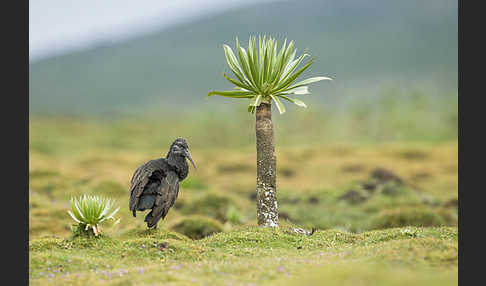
[129, 158, 168, 212]
[145, 171, 179, 228]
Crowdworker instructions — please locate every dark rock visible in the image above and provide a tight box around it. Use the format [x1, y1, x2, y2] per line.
[159, 242, 168, 250]
[218, 164, 253, 173]
[279, 212, 292, 220]
[370, 168, 403, 184]
[341, 164, 364, 173]
[443, 198, 458, 208]
[362, 182, 377, 192]
[308, 196, 320, 204]
[398, 150, 428, 160]
[338, 189, 367, 204]
[279, 168, 295, 178]
[281, 197, 301, 204]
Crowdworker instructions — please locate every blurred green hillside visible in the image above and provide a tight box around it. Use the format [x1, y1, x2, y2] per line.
[29, 0, 457, 115]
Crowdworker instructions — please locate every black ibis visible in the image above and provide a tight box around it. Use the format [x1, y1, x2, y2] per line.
[129, 138, 196, 228]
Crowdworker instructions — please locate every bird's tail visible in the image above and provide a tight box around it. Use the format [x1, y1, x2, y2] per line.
[144, 210, 153, 223]
[145, 210, 164, 228]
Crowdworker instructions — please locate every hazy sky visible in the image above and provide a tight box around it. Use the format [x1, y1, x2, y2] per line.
[29, 0, 278, 61]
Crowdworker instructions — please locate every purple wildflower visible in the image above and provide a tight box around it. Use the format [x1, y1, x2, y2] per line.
[279, 266, 284, 272]
[68, 259, 72, 263]
[138, 268, 145, 274]
[47, 273, 54, 278]
[141, 244, 146, 248]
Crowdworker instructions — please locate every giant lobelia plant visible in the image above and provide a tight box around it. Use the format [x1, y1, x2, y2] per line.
[207, 35, 332, 227]
[67, 194, 120, 237]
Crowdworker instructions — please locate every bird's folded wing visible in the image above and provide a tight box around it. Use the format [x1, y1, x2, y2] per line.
[129, 159, 167, 211]
[147, 172, 179, 225]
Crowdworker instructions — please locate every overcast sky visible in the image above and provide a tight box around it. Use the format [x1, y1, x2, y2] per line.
[29, 0, 278, 61]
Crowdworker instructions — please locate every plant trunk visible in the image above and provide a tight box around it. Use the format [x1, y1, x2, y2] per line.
[255, 102, 278, 227]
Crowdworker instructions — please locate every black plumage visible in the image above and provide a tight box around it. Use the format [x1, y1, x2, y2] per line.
[129, 138, 196, 228]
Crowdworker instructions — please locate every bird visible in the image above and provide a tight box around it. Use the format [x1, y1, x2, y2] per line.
[129, 138, 196, 228]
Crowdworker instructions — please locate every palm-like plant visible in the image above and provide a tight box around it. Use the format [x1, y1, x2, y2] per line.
[207, 35, 332, 227]
[67, 194, 120, 236]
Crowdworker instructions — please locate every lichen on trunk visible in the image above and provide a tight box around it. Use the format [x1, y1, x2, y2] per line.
[255, 102, 278, 227]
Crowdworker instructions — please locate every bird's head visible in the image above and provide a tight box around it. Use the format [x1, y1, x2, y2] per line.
[167, 138, 196, 169]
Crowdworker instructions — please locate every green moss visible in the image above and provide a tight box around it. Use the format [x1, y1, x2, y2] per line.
[225, 205, 243, 224]
[179, 192, 239, 222]
[179, 177, 208, 190]
[28, 226, 457, 285]
[169, 215, 224, 240]
[367, 207, 454, 230]
[30, 169, 60, 178]
[278, 263, 457, 286]
[92, 180, 126, 198]
[121, 228, 190, 241]
[217, 163, 253, 173]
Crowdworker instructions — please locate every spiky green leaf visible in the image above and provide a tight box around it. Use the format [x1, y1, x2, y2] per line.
[207, 90, 254, 98]
[283, 86, 310, 95]
[222, 73, 256, 92]
[276, 58, 316, 93]
[289, 76, 333, 90]
[208, 35, 332, 114]
[249, 94, 263, 107]
[278, 94, 308, 108]
[269, 94, 286, 114]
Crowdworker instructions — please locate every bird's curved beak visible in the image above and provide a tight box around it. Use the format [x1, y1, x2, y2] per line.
[184, 149, 197, 169]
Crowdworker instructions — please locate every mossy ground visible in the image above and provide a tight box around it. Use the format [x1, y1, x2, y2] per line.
[29, 117, 457, 285]
[29, 226, 457, 285]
